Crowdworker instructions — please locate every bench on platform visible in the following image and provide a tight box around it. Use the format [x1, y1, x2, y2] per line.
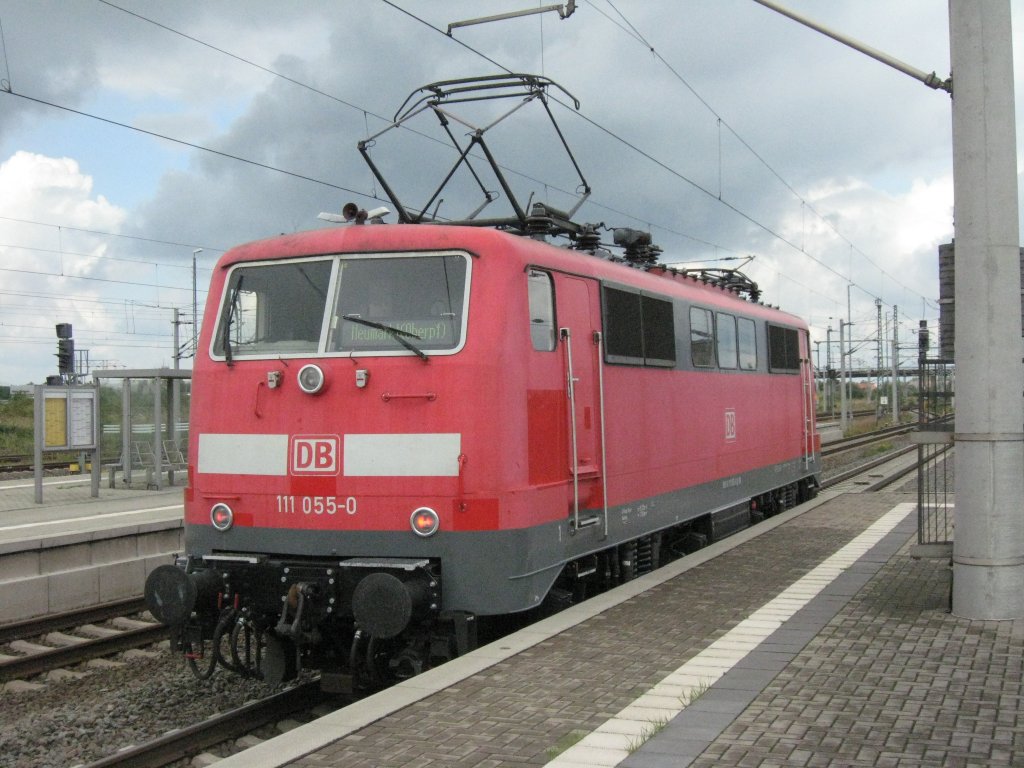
[103, 439, 188, 489]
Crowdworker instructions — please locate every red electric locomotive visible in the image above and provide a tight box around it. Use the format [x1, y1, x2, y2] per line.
[144, 76, 820, 689]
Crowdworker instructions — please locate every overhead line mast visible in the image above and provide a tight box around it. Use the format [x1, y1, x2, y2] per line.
[754, 0, 1023, 621]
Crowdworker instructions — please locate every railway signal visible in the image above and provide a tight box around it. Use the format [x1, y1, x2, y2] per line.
[55, 323, 75, 379]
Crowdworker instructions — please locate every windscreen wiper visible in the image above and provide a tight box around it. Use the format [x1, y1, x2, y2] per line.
[223, 276, 243, 366]
[342, 314, 428, 362]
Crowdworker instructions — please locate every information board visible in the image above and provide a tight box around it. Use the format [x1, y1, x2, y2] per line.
[41, 387, 96, 450]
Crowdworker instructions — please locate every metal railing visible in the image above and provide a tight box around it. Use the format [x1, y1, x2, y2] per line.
[915, 356, 954, 546]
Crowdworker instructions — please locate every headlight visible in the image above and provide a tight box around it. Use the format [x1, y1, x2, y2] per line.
[297, 364, 325, 394]
[410, 507, 440, 537]
[210, 503, 234, 531]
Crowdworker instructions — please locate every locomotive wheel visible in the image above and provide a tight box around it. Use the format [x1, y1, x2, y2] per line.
[618, 542, 637, 582]
[346, 631, 408, 691]
[388, 645, 425, 680]
[366, 636, 398, 687]
[800, 479, 819, 501]
[428, 632, 458, 668]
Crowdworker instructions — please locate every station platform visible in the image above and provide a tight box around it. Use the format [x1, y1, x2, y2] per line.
[211, 488, 1024, 768]
[0, 473, 182, 550]
[0, 474, 183, 623]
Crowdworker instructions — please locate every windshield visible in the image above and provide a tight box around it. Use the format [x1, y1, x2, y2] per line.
[330, 255, 466, 354]
[213, 252, 469, 359]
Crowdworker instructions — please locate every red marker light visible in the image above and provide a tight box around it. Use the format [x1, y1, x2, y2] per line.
[410, 507, 440, 537]
[210, 503, 234, 531]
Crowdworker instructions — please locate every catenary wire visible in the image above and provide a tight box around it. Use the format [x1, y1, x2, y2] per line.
[590, 0, 935, 311]
[0, 1, 938, 370]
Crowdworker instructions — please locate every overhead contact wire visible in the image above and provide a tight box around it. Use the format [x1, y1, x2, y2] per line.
[592, 0, 935, 310]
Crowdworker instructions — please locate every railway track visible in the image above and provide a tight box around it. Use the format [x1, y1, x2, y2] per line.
[821, 443, 924, 492]
[820, 422, 915, 458]
[0, 597, 148, 644]
[0, 599, 169, 684]
[816, 407, 880, 425]
[0, 601, 336, 768]
[0, 456, 116, 474]
[80, 680, 338, 768]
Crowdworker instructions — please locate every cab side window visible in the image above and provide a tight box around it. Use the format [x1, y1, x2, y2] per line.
[738, 317, 757, 370]
[527, 270, 556, 351]
[690, 307, 715, 367]
[716, 313, 738, 369]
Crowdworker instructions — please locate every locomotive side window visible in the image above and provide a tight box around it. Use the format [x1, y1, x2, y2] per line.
[332, 253, 468, 355]
[527, 270, 556, 351]
[602, 285, 676, 366]
[642, 295, 676, 366]
[214, 259, 333, 357]
[716, 313, 738, 369]
[603, 286, 644, 363]
[768, 323, 801, 372]
[690, 307, 715, 368]
[738, 317, 757, 370]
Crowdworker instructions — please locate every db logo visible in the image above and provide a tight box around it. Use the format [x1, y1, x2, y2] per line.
[724, 410, 737, 442]
[290, 435, 340, 475]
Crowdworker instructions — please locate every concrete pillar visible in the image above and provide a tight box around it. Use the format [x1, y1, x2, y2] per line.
[949, 0, 1024, 619]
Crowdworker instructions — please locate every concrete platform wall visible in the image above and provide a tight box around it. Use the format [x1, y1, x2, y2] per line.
[0, 523, 183, 623]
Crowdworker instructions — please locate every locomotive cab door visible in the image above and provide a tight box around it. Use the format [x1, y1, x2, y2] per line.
[554, 274, 607, 536]
[800, 328, 819, 468]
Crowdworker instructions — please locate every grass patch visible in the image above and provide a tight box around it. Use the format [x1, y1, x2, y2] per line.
[864, 440, 894, 457]
[548, 681, 715, 758]
[0, 393, 34, 454]
[545, 729, 589, 759]
[627, 715, 671, 753]
[679, 679, 712, 707]
[626, 681, 713, 753]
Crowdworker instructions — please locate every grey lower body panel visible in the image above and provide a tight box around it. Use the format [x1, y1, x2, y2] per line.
[186, 456, 818, 616]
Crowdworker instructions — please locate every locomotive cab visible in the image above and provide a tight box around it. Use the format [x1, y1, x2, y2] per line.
[145, 238, 500, 688]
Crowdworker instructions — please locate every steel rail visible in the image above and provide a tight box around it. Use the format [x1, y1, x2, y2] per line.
[865, 444, 952, 493]
[820, 444, 919, 490]
[0, 597, 148, 644]
[821, 424, 915, 458]
[80, 680, 334, 768]
[0, 623, 169, 683]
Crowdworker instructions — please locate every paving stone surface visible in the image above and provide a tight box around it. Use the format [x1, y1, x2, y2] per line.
[286, 492, 995, 768]
[683, 524, 1024, 768]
